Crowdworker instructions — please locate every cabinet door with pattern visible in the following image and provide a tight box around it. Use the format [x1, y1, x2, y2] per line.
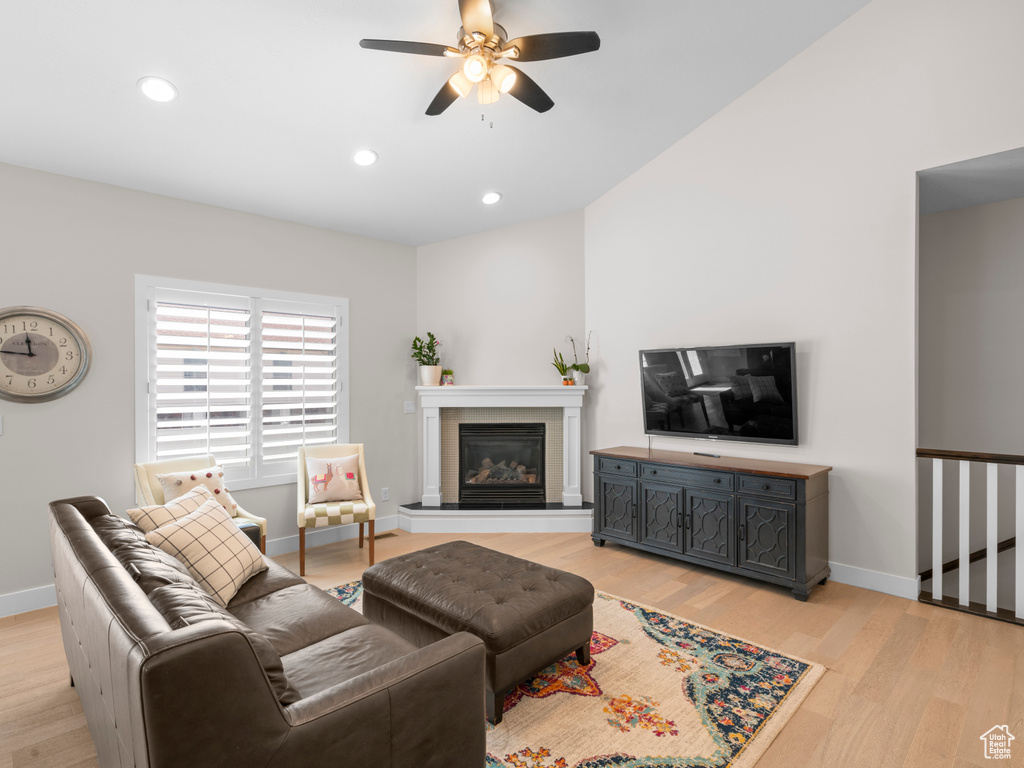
[683, 490, 734, 566]
[737, 498, 797, 580]
[639, 481, 684, 553]
[596, 477, 638, 543]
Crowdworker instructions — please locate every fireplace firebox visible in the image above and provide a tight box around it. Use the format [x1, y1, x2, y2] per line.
[459, 423, 546, 505]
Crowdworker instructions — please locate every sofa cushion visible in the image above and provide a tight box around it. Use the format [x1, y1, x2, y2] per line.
[746, 374, 785, 404]
[127, 486, 217, 532]
[148, 582, 300, 705]
[281, 624, 418, 699]
[228, 559, 307, 608]
[146, 499, 267, 607]
[228, 583, 369, 657]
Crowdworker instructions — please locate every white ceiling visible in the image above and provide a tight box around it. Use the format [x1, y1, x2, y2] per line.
[1, 0, 870, 246]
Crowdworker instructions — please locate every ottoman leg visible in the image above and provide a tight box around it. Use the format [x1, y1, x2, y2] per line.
[576, 642, 591, 666]
[487, 689, 507, 726]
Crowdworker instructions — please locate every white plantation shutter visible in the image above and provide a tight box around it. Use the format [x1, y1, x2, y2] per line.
[259, 307, 339, 473]
[153, 301, 253, 473]
[136, 277, 348, 489]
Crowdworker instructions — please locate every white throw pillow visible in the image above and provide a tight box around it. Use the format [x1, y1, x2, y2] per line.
[145, 497, 267, 607]
[156, 465, 239, 516]
[127, 485, 215, 533]
[306, 454, 362, 505]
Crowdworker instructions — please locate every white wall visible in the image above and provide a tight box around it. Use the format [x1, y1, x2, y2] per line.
[919, 196, 1024, 454]
[416, 210, 586, 385]
[583, 0, 1024, 598]
[0, 162, 418, 615]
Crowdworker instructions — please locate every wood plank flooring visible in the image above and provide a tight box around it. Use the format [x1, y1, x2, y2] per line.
[3, 529, 1022, 767]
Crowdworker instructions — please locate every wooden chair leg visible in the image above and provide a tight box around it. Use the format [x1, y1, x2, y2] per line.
[260, 534, 266, 554]
[368, 520, 375, 566]
[359, 522, 364, 549]
[299, 527, 306, 577]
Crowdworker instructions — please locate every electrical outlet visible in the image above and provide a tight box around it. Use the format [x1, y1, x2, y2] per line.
[404, 401, 415, 414]
[381, 487, 389, 501]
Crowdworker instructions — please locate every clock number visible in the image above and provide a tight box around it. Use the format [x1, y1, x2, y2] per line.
[4, 376, 10, 385]
[65, 350, 74, 360]
[22, 321, 38, 331]
[47, 375, 55, 385]
[27, 378, 37, 389]
[59, 338, 67, 347]
[59, 366, 67, 375]
[49, 326, 54, 336]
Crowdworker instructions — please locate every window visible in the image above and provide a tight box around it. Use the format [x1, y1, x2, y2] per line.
[135, 276, 349, 489]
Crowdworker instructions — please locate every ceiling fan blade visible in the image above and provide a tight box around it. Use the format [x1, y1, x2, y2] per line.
[359, 39, 450, 56]
[426, 79, 460, 116]
[505, 31, 601, 62]
[459, 0, 494, 36]
[506, 66, 554, 113]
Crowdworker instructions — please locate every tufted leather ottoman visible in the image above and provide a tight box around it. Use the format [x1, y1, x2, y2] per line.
[362, 540, 594, 724]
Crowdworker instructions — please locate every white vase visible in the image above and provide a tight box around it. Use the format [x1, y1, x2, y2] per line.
[419, 365, 442, 386]
[572, 370, 586, 386]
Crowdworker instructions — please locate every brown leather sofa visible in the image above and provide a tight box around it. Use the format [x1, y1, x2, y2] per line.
[48, 495, 486, 768]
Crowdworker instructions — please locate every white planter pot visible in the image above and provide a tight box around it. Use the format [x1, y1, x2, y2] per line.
[419, 365, 442, 386]
[572, 370, 586, 386]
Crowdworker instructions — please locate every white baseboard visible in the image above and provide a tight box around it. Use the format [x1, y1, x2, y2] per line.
[266, 514, 400, 557]
[398, 505, 592, 534]
[0, 583, 57, 619]
[828, 561, 920, 600]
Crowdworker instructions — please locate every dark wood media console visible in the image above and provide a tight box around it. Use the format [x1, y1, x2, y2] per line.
[591, 446, 831, 600]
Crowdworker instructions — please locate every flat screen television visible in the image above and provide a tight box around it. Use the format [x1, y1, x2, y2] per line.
[639, 343, 798, 446]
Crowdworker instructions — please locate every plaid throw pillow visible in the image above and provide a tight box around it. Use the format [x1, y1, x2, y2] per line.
[127, 485, 215, 533]
[746, 375, 785, 404]
[145, 498, 266, 607]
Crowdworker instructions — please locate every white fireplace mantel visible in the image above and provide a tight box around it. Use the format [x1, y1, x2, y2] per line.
[416, 385, 587, 507]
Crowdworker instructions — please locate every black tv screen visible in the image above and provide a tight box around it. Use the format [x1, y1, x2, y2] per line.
[639, 343, 798, 446]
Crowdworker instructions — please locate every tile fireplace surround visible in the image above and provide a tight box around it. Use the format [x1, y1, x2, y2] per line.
[399, 385, 591, 534]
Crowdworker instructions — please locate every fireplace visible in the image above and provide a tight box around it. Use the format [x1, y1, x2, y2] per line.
[459, 423, 546, 505]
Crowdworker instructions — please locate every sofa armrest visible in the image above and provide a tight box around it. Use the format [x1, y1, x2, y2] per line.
[278, 632, 485, 768]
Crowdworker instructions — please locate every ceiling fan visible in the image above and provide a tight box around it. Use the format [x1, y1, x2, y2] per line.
[359, 0, 600, 115]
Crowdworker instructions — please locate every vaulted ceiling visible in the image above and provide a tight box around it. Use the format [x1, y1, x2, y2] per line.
[1, 0, 871, 246]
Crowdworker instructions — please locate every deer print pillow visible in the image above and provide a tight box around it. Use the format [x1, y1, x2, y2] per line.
[306, 454, 362, 504]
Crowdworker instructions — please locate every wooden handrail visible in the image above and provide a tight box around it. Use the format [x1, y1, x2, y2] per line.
[918, 536, 1016, 581]
[916, 448, 1024, 466]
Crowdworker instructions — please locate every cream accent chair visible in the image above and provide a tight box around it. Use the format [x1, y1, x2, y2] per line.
[133, 454, 268, 553]
[297, 444, 375, 576]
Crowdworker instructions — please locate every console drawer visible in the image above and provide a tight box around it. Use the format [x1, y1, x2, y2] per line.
[640, 464, 733, 491]
[738, 474, 797, 500]
[597, 457, 638, 477]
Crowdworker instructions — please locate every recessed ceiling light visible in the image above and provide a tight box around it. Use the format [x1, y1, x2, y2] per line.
[482, 192, 502, 205]
[138, 76, 178, 103]
[353, 149, 378, 167]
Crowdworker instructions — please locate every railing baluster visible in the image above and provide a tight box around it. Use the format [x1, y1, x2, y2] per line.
[933, 458, 943, 601]
[959, 461, 970, 607]
[987, 462, 998, 613]
[1017, 465, 1023, 620]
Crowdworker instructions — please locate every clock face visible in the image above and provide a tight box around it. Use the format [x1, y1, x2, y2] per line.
[0, 307, 90, 402]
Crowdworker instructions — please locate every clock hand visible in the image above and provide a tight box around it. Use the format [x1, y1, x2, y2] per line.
[24, 333, 35, 357]
[1, 349, 34, 356]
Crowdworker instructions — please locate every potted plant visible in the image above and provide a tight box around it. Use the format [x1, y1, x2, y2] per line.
[411, 332, 443, 386]
[552, 349, 574, 385]
[441, 368, 455, 386]
[567, 333, 591, 385]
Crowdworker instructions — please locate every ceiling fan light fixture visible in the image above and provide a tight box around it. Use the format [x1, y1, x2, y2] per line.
[482, 192, 502, 205]
[353, 149, 378, 166]
[490, 64, 517, 93]
[138, 76, 178, 103]
[477, 78, 499, 104]
[448, 70, 474, 98]
[463, 53, 489, 83]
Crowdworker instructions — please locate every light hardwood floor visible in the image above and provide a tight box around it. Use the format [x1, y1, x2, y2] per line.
[2, 529, 1022, 767]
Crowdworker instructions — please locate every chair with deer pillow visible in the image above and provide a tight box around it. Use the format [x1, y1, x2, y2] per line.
[297, 444, 376, 576]
[133, 455, 268, 553]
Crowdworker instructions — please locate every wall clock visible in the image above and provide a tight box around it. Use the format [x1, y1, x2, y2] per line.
[0, 306, 92, 403]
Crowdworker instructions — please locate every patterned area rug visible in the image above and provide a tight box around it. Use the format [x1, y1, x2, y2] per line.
[327, 582, 823, 768]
